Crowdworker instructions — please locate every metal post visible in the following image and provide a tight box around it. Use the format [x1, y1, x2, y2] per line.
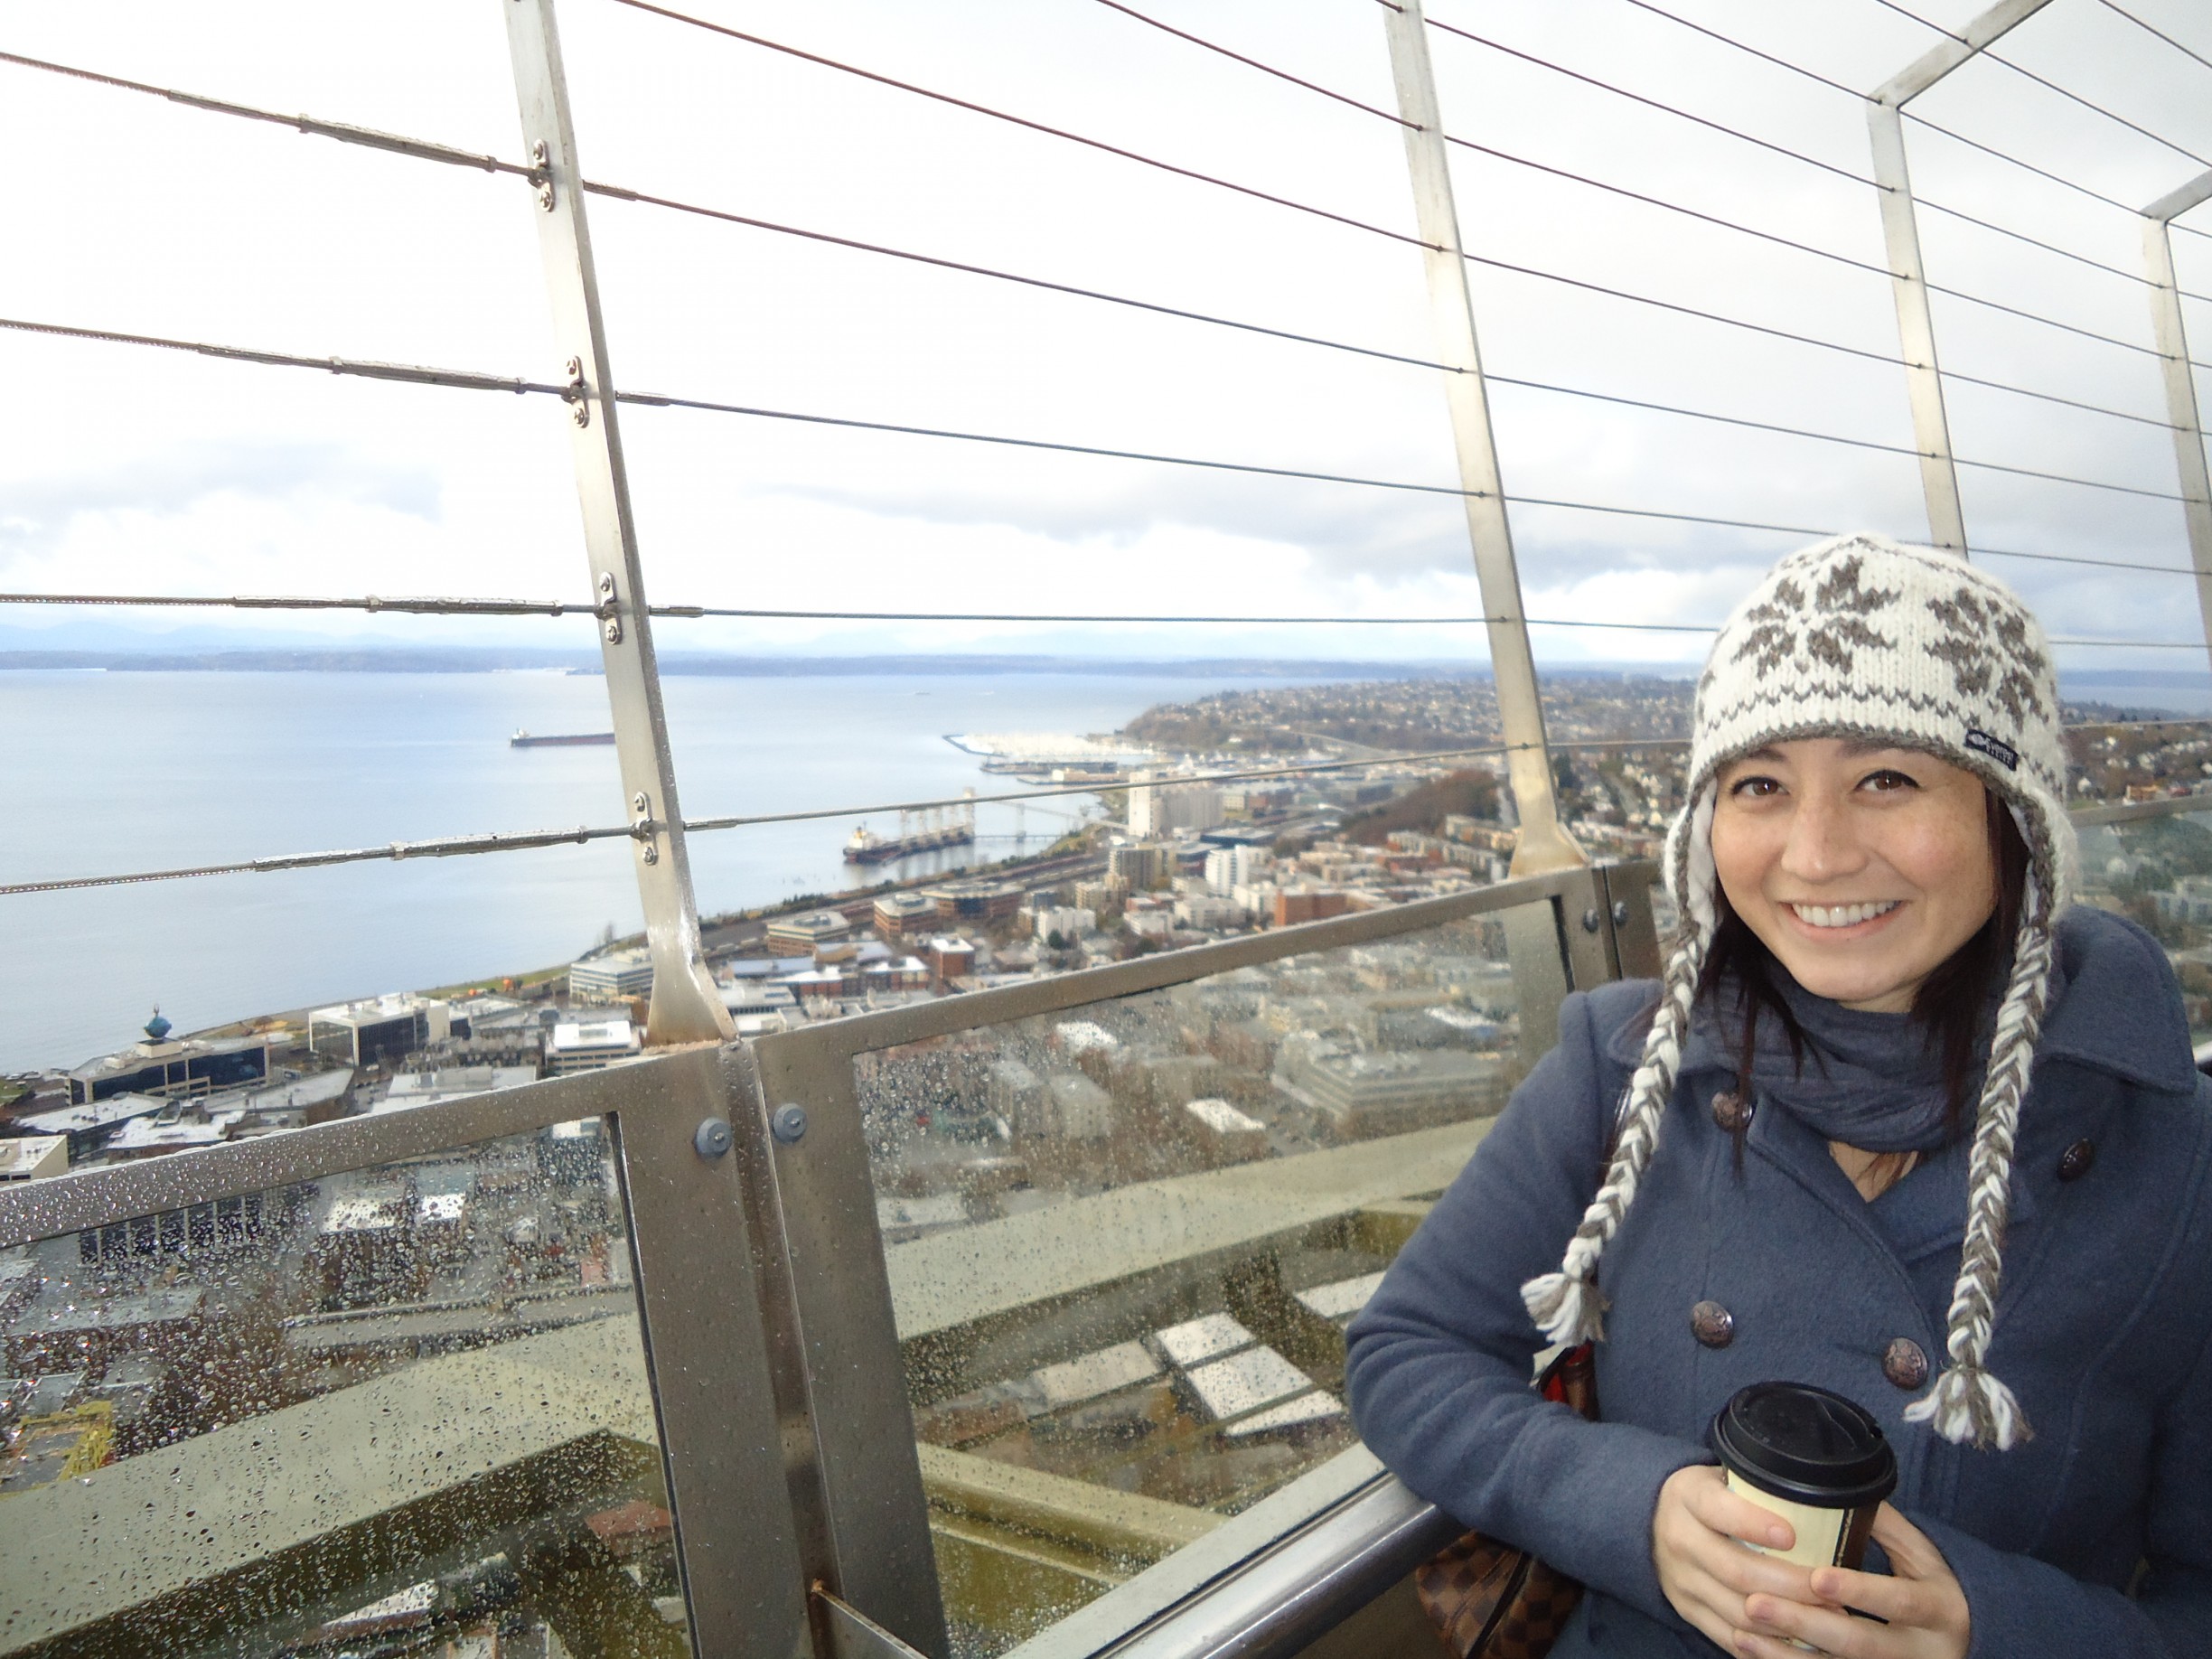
[503, 0, 733, 1045]
[1868, 0, 2057, 558]
[1381, 0, 1582, 879]
[2143, 171, 2212, 679]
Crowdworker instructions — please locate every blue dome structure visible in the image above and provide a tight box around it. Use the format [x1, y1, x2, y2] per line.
[143, 1008, 172, 1043]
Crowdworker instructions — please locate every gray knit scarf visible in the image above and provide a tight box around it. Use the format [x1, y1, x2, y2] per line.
[1721, 978, 1956, 1154]
[1714, 961, 2058, 1155]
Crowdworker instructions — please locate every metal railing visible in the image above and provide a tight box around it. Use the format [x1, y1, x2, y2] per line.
[0, 857, 1657, 1659]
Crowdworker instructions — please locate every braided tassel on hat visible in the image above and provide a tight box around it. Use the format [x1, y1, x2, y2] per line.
[1522, 923, 1709, 1344]
[1523, 789, 1718, 1345]
[1903, 879, 2053, 1450]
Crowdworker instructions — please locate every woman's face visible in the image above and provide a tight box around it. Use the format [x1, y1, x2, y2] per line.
[1710, 737, 1999, 1013]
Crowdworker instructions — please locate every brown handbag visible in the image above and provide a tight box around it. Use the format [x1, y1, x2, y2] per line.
[1413, 1343, 1598, 1659]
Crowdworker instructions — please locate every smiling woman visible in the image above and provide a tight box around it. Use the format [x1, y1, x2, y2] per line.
[1346, 532, 2212, 1659]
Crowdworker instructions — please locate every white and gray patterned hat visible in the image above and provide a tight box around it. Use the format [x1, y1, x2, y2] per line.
[1522, 532, 2076, 1451]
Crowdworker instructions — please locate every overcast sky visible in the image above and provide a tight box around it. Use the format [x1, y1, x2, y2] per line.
[2, 0, 2209, 673]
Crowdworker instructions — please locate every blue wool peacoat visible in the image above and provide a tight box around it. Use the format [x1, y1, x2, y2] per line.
[1345, 906, 2212, 1657]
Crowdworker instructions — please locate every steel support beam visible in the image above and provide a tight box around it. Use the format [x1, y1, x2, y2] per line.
[1869, 0, 2057, 558]
[615, 1048, 816, 1659]
[2142, 171, 2212, 680]
[1381, 0, 1583, 879]
[503, 0, 732, 1045]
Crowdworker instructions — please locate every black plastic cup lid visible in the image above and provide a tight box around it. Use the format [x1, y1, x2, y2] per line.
[1709, 1382, 1898, 1509]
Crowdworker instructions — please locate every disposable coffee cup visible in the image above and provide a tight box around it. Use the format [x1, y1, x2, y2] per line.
[1709, 1382, 1898, 1573]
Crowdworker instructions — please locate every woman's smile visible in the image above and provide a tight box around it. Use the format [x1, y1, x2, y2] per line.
[1782, 899, 1902, 932]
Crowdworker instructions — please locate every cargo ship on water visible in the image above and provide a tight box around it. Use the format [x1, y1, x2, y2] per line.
[845, 791, 978, 865]
[511, 730, 616, 747]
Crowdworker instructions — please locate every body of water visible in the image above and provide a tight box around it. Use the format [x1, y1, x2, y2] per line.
[0, 669, 1287, 1074]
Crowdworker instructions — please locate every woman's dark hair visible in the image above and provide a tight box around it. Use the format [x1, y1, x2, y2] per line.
[1698, 783, 2030, 1141]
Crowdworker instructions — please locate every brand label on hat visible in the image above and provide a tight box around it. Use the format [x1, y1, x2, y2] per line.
[1964, 728, 2019, 771]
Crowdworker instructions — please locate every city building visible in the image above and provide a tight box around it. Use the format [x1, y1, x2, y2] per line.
[10, 1092, 176, 1162]
[920, 878, 1024, 925]
[1033, 905, 1096, 943]
[1204, 844, 1265, 896]
[74, 1193, 268, 1266]
[987, 1059, 1045, 1137]
[1274, 887, 1350, 927]
[720, 981, 800, 1021]
[65, 1013, 270, 1105]
[765, 909, 852, 958]
[925, 937, 977, 989]
[1042, 1073, 1114, 1140]
[1107, 844, 1165, 891]
[1128, 773, 1226, 838]
[1181, 1099, 1268, 1166]
[0, 1136, 67, 1183]
[568, 947, 654, 1005]
[377, 1065, 542, 1112]
[308, 995, 452, 1071]
[785, 968, 850, 1006]
[1174, 894, 1241, 932]
[545, 1018, 643, 1074]
[863, 957, 932, 996]
[102, 1105, 241, 1161]
[873, 890, 940, 940]
[1072, 877, 1121, 913]
[1276, 1043, 1509, 1138]
[2155, 875, 2212, 926]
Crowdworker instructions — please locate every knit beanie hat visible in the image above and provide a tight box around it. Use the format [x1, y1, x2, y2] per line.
[1521, 532, 2077, 1451]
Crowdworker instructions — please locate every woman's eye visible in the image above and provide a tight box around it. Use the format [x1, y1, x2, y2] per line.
[1729, 775, 1782, 798]
[1861, 769, 1918, 792]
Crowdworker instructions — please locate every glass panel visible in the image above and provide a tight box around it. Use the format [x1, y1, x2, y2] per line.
[2080, 804, 2212, 1046]
[0, 1119, 692, 1659]
[855, 906, 1541, 1656]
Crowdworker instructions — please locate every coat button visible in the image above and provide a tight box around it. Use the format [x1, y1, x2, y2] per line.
[1711, 1090, 1753, 1132]
[1882, 1338, 1929, 1390]
[2057, 1139, 2096, 1182]
[1691, 1300, 1735, 1348]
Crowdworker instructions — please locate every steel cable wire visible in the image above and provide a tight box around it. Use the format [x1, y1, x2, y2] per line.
[579, 183, 1458, 373]
[611, 385, 1835, 533]
[1094, 3, 2210, 361]
[0, 49, 535, 178]
[1901, 107, 2204, 234]
[23, 27, 2190, 372]
[10, 305, 2195, 504]
[2098, 0, 2212, 76]
[14, 32, 2204, 395]
[1412, 9, 1879, 188]
[1612, 0, 1867, 98]
[1088, 0, 1414, 125]
[12, 588, 2208, 626]
[1618, 0, 2212, 247]
[1413, 6, 2212, 288]
[0, 315, 567, 396]
[1917, 194, 2207, 295]
[599, 0, 1431, 248]
[1866, 0, 2212, 173]
[14, 716, 2212, 896]
[0, 744, 1520, 897]
[590, 176, 2207, 466]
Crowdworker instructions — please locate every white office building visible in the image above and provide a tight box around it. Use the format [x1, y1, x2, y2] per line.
[1129, 773, 1226, 838]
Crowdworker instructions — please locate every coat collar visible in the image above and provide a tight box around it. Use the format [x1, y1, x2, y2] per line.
[1602, 904, 2198, 1098]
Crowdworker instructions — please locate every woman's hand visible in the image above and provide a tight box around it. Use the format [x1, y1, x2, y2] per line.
[1737, 1504, 1970, 1659]
[1654, 1465, 1825, 1652]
